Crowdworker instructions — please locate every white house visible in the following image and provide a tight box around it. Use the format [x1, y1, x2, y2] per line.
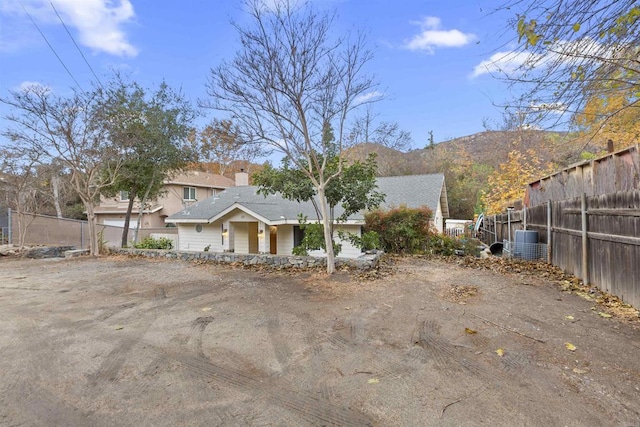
[165, 172, 448, 258]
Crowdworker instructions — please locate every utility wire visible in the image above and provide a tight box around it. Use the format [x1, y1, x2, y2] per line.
[21, 4, 84, 92]
[50, 1, 104, 89]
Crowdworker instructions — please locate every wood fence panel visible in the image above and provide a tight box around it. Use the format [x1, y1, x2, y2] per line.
[485, 189, 640, 308]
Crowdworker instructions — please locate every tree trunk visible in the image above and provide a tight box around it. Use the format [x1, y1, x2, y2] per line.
[51, 175, 63, 218]
[317, 186, 336, 274]
[121, 187, 136, 247]
[85, 202, 99, 256]
[133, 171, 158, 245]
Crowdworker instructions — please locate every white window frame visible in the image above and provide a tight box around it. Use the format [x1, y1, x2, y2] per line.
[183, 186, 196, 201]
[120, 190, 130, 201]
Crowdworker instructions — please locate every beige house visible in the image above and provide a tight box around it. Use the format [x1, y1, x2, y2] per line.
[166, 173, 449, 259]
[94, 171, 235, 229]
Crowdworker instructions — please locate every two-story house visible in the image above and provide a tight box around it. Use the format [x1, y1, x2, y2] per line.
[94, 171, 235, 229]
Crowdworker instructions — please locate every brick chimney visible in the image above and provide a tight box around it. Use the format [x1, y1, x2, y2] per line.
[235, 169, 249, 186]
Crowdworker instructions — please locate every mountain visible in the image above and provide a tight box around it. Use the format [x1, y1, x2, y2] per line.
[344, 129, 598, 219]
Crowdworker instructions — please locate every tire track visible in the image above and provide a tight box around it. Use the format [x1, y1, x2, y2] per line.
[266, 314, 292, 371]
[188, 316, 215, 357]
[146, 345, 375, 426]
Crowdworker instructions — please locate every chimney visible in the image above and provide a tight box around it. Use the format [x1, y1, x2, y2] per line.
[235, 168, 249, 186]
[607, 139, 614, 154]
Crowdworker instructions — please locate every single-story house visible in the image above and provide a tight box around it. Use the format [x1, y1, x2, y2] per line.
[95, 171, 236, 229]
[166, 173, 448, 258]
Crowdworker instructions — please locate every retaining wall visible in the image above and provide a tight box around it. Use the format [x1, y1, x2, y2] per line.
[111, 248, 383, 270]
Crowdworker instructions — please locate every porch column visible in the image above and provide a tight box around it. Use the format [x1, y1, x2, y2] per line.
[258, 221, 270, 254]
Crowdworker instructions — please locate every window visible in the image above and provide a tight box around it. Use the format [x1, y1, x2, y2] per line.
[183, 187, 196, 201]
[195, 224, 203, 233]
[293, 226, 305, 247]
[119, 190, 129, 201]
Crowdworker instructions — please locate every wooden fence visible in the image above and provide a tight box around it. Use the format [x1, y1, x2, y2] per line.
[481, 190, 640, 309]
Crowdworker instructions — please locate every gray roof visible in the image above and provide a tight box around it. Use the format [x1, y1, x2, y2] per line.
[166, 173, 447, 224]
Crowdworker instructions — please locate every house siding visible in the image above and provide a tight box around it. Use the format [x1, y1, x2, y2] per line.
[336, 225, 362, 258]
[234, 222, 249, 254]
[433, 201, 444, 233]
[178, 223, 219, 251]
[277, 225, 295, 255]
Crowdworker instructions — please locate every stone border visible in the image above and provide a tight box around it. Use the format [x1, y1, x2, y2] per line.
[110, 247, 383, 270]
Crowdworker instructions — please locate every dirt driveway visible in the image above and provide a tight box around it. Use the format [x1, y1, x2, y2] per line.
[0, 255, 639, 426]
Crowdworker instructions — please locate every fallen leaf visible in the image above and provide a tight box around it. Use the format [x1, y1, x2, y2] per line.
[565, 342, 577, 351]
[115, 326, 124, 330]
[201, 307, 212, 312]
[464, 328, 477, 334]
[495, 348, 505, 357]
[598, 312, 612, 318]
[368, 378, 379, 384]
[565, 315, 574, 320]
[572, 368, 587, 374]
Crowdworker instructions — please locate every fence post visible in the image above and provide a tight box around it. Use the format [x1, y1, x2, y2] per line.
[581, 193, 588, 285]
[493, 215, 497, 243]
[523, 207, 527, 230]
[7, 208, 12, 245]
[547, 201, 552, 263]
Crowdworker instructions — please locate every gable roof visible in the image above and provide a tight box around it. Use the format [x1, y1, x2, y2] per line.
[166, 173, 447, 224]
[375, 174, 448, 217]
[165, 170, 235, 188]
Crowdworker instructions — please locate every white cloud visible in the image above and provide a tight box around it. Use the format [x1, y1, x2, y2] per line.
[529, 102, 567, 115]
[0, 0, 138, 57]
[471, 50, 536, 78]
[471, 38, 605, 78]
[355, 91, 384, 104]
[16, 81, 50, 92]
[404, 17, 475, 53]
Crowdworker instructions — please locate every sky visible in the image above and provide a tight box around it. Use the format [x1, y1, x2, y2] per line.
[0, 0, 531, 152]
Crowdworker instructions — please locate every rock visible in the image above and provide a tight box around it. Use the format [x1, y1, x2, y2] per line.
[65, 249, 90, 258]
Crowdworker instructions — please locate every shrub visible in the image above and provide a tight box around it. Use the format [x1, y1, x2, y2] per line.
[134, 236, 173, 250]
[365, 205, 433, 254]
[365, 205, 482, 256]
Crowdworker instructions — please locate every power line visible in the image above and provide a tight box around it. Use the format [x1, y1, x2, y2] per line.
[49, 1, 104, 89]
[21, 4, 84, 92]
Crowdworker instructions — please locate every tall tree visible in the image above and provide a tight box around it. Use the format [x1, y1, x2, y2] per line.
[0, 146, 42, 247]
[203, 0, 377, 273]
[98, 77, 197, 247]
[482, 149, 554, 215]
[495, 1, 640, 133]
[348, 107, 412, 151]
[1, 84, 123, 255]
[573, 86, 640, 148]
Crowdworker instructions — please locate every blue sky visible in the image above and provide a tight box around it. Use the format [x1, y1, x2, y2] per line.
[0, 0, 527, 151]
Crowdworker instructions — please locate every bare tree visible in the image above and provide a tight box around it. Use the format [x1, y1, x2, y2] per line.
[491, 1, 640, 132]
[348, 106, 412, 151]
[1, 84, 124, 255]
[0, 146, 42, 247]
[203, 0, 377, 274]
[193, 119, 241, 176]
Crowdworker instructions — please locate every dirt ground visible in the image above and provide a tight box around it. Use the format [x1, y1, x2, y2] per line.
[0, 254, 639, 426]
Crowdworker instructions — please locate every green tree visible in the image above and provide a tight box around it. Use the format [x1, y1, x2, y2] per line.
[97, 77, 197, 247]
[204, 0, 378, 273]
[253, 150, 385, 255]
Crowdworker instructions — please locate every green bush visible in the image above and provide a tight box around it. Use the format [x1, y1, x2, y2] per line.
[134, 236, 173, 250]
[365, 205, 433, 254]
[365, 205, 481, 256]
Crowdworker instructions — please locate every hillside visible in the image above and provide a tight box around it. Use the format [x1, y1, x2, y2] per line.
[345, 129, 601, 219]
